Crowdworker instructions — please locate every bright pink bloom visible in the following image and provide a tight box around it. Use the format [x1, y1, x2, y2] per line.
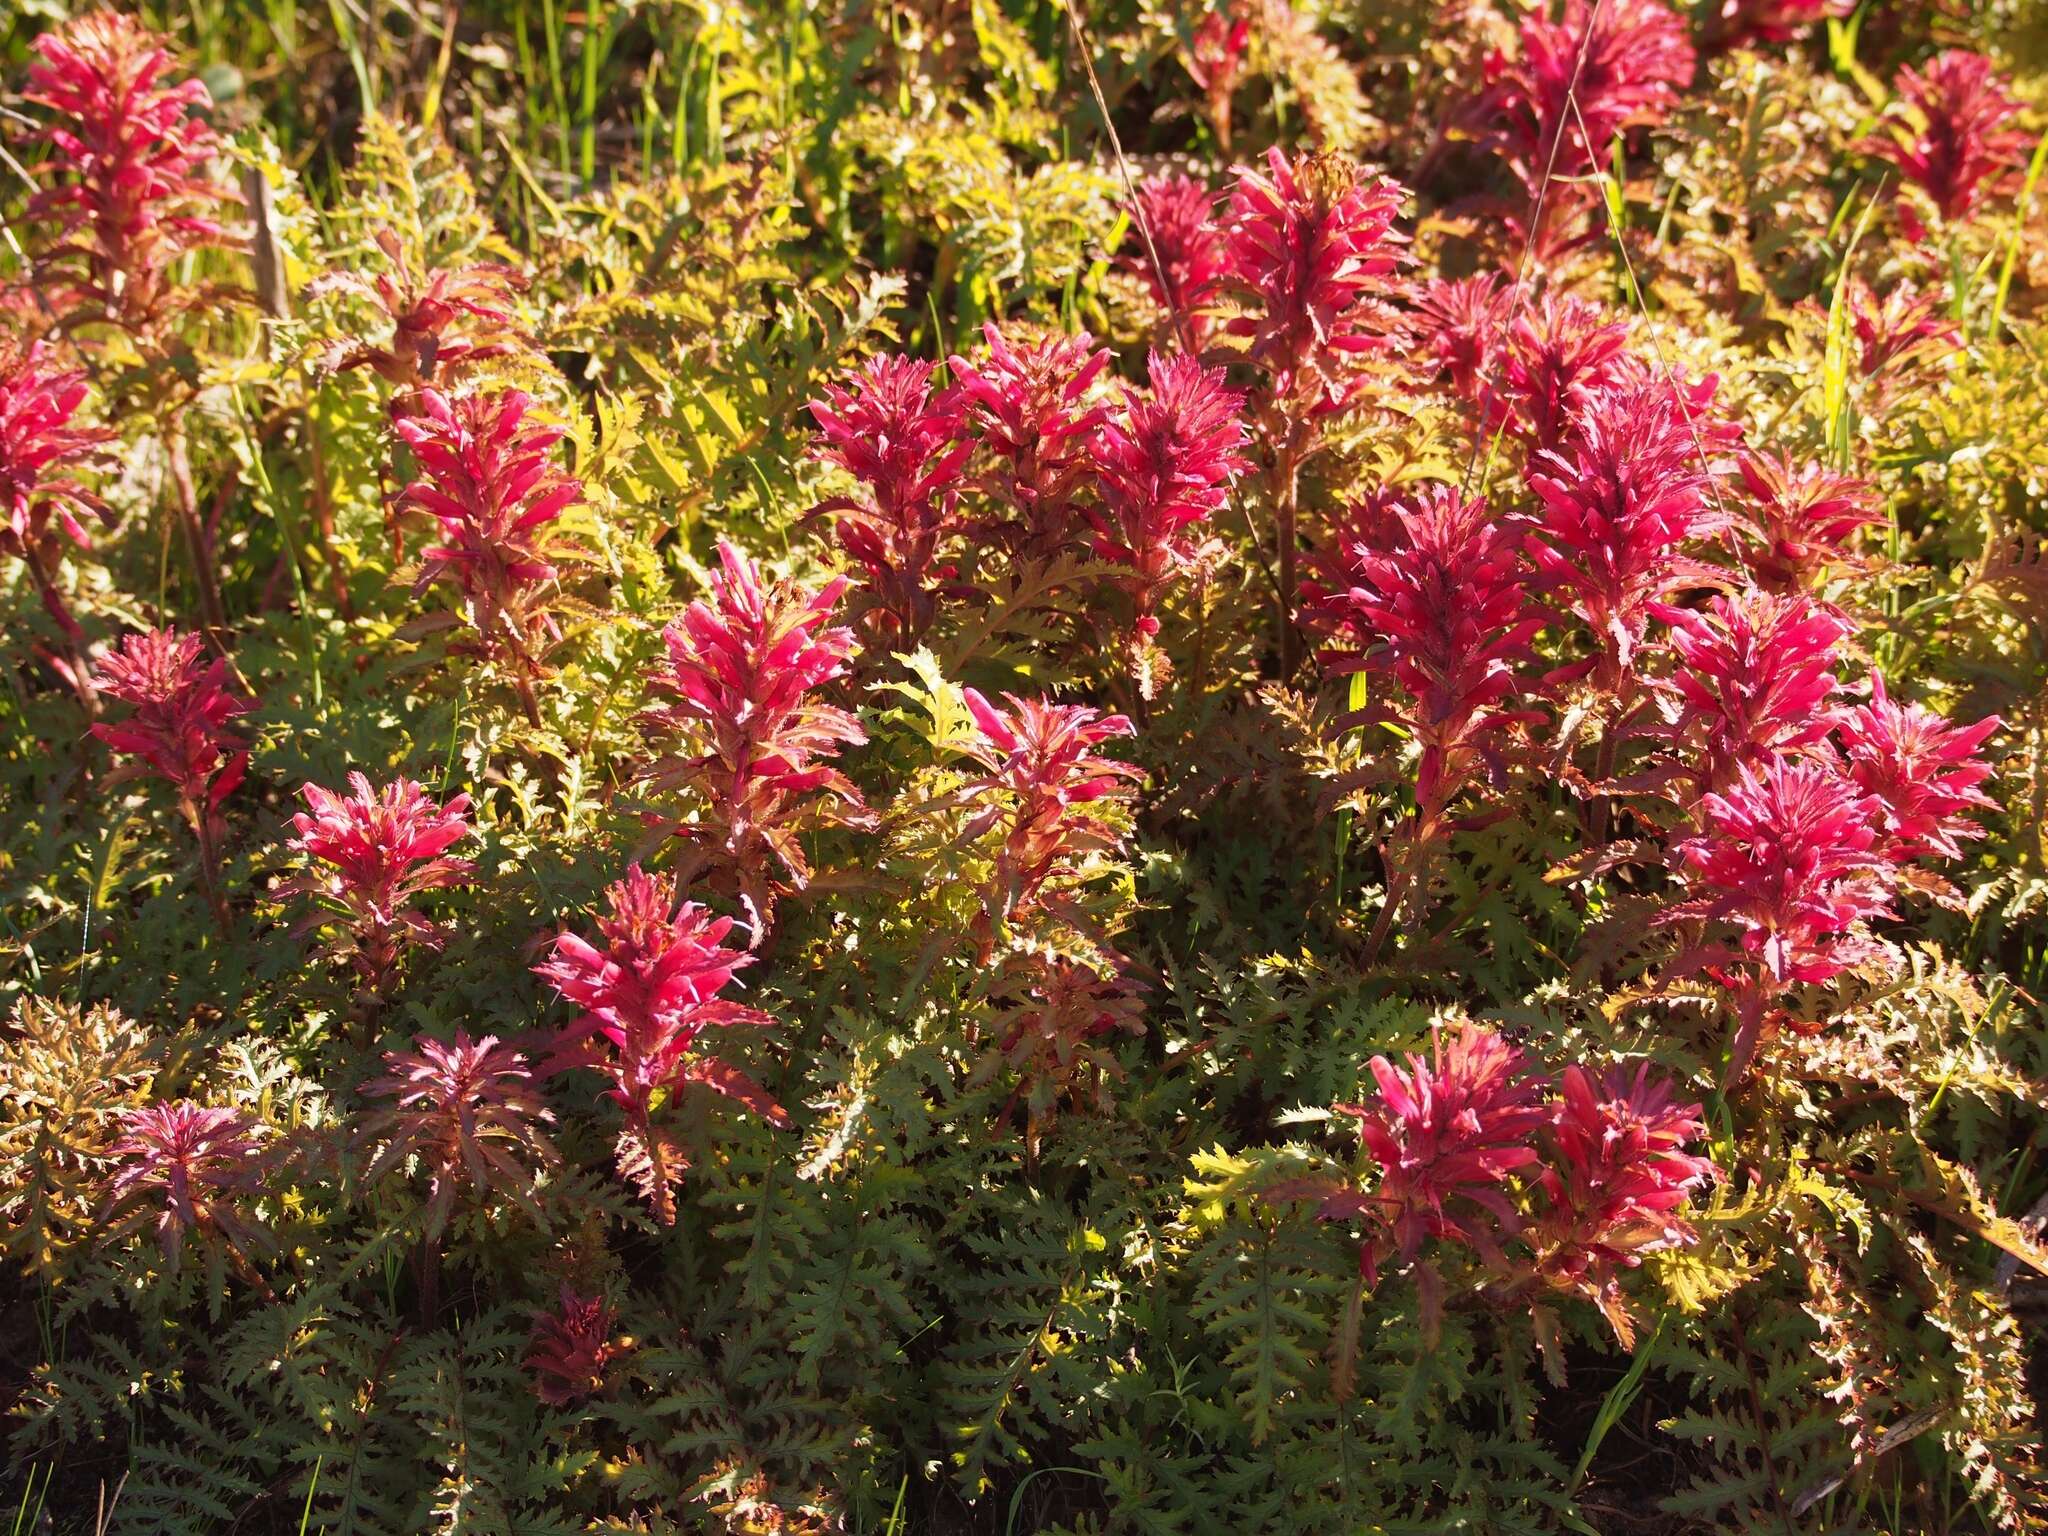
[23, 12, 235, 338]
[1333, 1024, 1547, 1279]
[1124, 175, 1229, 343]
[391, 389, 582, 685]
[318, 228, 526, 394]
[90, 628, 248, 815]
[1736, 451, 1882, 591]
[1671, 755, 1894, 988]
[360, 1031, 558, 1239]
[640, 541, 868, 927]
[960, 690, 1143, 928]
[105, 1101, 271, 1268]
[534, 865, 785, 1223]
[1088, 352, 1249, 634]
[1186, 6, 1252, 145]
[1525, 379, 1727, 680]
[1837, 675, 2000, 864]
[525, 1286, 625, 1407]
[1224, 149, 1405, 412]
[283, 773, 475, 994]
[1652, 590, 1851, 791]
[808, 355, 970, 645]
[949, 324, 1112, 556]
[1479, 0, 1694, 195]
[0, 340, 112, 635]
[1531, 1064, 1714, 1339]
[1850, 279, 1958, 407]
[1304, 485, 1541, 816]
[1861, 50, 2028, 226]
[1500, 293, 1632, 450]
[1409, 274, 1514, 405]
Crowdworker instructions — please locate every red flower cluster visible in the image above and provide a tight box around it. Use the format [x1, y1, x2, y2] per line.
[525, 1286, 626, 1407]
[534, 865, 786, 1223]
[1186, 7, 1252, 148]
[1124, 176, 1229, 345]
[360, 1031, 558, 1239]
[391, 389, 582, 712]
[23, 11, 235, 339]
[977, 958, 1147, 1155]
[1861, 50, 2028, 228]
[1850, 280, 1958, 406]
[283, 773, 475, 995]
[1735, 451, 1881, 592]
[1409, 274, 1514, 407]
[0, 341, 112, 637]
[1500, 293, 1631, 451]
[321, 228, 527, 396]
[640, 540, 868, 930]
[949, 324, 1112, 557]
[808, 355, 970, 644]
[105, 1101, 271, 1268]
[1838, 676, 2001, 866]
[91, 627, 249, 826]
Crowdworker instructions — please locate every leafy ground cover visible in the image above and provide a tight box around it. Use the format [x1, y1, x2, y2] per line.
[3, 0, 2048, 1531]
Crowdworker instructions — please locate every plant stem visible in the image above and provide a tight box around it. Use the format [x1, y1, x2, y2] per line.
[167, 423, 229, 637]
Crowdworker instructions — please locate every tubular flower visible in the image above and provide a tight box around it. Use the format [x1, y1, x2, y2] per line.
[1531, 1065, 1714, 1343]
[0, 341, 113, 636]
[104, 1101, 271, 1269]
[1525, 379, 1726, 682]
[959, 690, 1143, 931]
[948, 324, 1113, 557]
[1123, 175, 1229, 344]
[525, 1286, 626, 1407]
[1860, 50, 2028, 227]
[1849, 279, 1958, 408]
[1088, 352, 1249, 636]
[1837, 675, 2000, 866]
[1303, 485, 1542, 817]
[1409, 273, 1514, 406]
[23, 12, 235, 339]
[282, 773, 475, 995]
[1332, 1024, 1547, 1281]
[534, 865, 785, 1223]
[91, 627, 249, 820]
[1735, 451, 1882, 591]
[1224, 148, 1405, 412]
[976, 958, 1147, 1155]
[318, 228, 527, 395]
[1499, 292, 1632, 451]
[1651, 590, 1851, 791]
[360, 1031, 559, 1239]
[807, 355, 970, 646]
[390, 389, 583, 702]
[639, 540, 869, 930]
[1478, 0, 1695, 195]
[1185, 7, 1252, 148]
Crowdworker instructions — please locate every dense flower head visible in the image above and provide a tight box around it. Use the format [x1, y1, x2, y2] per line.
[1088, 352, 1249, 633]
[1672, 755, 1894, 988]
[360, 1031, 558, 1239]
[105, 1101, 271, 1268]
[283, 773, 475, 993]
[1525, 377, 1727, 678]
[1500, 293, 1632, 450]
[90, 628, 248, 814]
[23, 11, 235, 338]
[1736, 451, 1882, 591]
[1186, 6, 1252, 144]
[319, 228, 527, 394]
[0, 340, 113, 635]
[808, 355, 970, 643]
[391, 389, 583, 677]
[525, 1286, 625, 1407]
[1409, 273, 1514, 406]
[1336, 1023, 1547, 1278]
[1224, 149, 1405, 409]
[949, 324, 1112, 555]
[1652, 590, 1852, 790]
[1124, 176, 1229, 343]
[1861, 50, 2029, 227]
[640, 540, 867, 924]
[534, 865, 784, 1221]
[1303, 485, 1542, 815]
[1849, 279, 1959, 404]
[1479, 0, 1695, 193]
[1837, 676, 2000, 864]
[1532, 1064, 1714, 1340]
[960, 690, 1143, 926]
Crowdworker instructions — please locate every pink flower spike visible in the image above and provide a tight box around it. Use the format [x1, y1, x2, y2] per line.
[91, 628, 249, 814]
[1736, 451, 1882, 591]
[948, 324, 1113, 557]
[1500, 292, 1632, 451]
[1860, 50, 2029, 227]
[0, 340, 113, 637]
[1123, 176, 1229, 345]
[104, 1101, 271, 1269]
[640, 540, 868, 931]
[284, 773, 475, 994]
[1410, 273, 1515, 408]
[1837, 675, 2000, 865]
[525, 1285, 626, 1407]
[320, 228, 528, 395]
